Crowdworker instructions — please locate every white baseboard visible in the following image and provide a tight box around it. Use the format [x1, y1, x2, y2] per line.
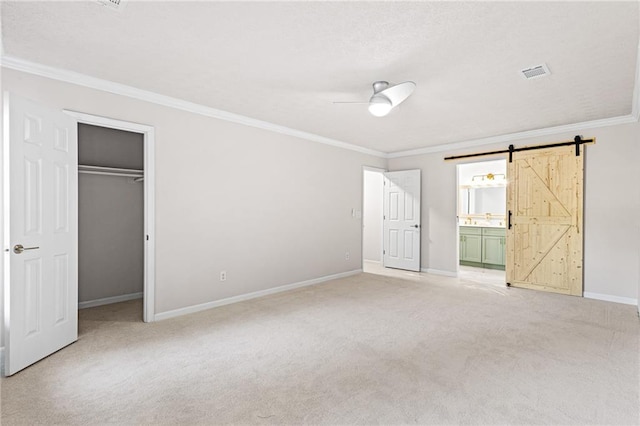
[155, 269, 362, 321]
[0, 346, 4, 376]
[78, 292, 143, 309]
[363, 259, 381, 264]
[421, 268, 458, 277]
[583, 292, 638, 306]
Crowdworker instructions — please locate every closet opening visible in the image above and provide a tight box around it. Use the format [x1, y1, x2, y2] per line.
[457, 159, 507, 286]
[64, 110, 155, 323]
[77, 124, 145, 319]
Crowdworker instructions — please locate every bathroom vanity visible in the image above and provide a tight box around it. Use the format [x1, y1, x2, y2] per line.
[459, 226, 506, 270]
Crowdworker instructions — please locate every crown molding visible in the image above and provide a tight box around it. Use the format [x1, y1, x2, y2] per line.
[0, 55, 387, 158]
[387, 114, 638, 159]
[2, 55, 639, 161]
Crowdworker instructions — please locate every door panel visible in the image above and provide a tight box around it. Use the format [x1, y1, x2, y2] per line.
[383, 170, 421, 271]
[389, 230, 399, 257]
[53, 254, 70, 324]
[54, 163, 70, 233]
[4, 93, 78, 376]
[24, 158, 42, 235]
[506, 145, 583, 295]
[24, 258, 42, 336]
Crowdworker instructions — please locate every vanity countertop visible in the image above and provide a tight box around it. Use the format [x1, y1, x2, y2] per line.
[459, 223, 506, 229]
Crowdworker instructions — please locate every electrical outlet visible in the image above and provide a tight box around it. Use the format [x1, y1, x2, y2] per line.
[345, 251, 350, 261]
[220, 271, 227, 281]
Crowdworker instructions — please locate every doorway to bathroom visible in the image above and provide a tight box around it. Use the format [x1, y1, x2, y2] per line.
[457, 159, 507, 284]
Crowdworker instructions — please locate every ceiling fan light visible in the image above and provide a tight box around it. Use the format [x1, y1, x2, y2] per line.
[368, 95, 392, 117]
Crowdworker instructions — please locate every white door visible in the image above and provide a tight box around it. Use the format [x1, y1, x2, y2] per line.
[383, 170, 421, 272]
[4, 93, 78, 376]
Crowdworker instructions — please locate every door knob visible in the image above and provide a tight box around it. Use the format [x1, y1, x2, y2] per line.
[412, 224, 420, 228]
[13, 244, 39, 254]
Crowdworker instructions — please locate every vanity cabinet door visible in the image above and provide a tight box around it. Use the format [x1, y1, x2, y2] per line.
[460, 233, 482, 263]
[482, 235, 505, 265]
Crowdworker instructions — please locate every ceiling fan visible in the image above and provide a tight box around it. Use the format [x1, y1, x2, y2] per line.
[334, 81, 416, 117]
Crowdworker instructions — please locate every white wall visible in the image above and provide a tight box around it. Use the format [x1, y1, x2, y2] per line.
[363, 170, 383, 262]
[79, 174, 144, 303]
[581, 124, 640, 303]
[388, 122, 640, 302]
[0, 69, 385, 344]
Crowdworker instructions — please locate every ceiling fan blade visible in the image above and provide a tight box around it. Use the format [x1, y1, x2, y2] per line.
[379, 81, 416, 107]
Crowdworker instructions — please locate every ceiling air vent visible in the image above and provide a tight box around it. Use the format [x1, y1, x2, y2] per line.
[95, 0, 127, 12]
[520, 63, 551, 80]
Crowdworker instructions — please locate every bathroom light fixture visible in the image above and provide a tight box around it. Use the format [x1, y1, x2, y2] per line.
[469, 173, 507, 187]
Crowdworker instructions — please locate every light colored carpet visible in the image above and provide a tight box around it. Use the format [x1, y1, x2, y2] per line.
[1, 271, 638, 425]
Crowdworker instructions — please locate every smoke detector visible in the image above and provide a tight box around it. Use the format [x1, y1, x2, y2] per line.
[520, 63, 551, 80]
[95, 0, 127, 12]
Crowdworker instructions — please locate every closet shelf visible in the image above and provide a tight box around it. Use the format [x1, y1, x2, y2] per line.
[79, 165, 144, 181]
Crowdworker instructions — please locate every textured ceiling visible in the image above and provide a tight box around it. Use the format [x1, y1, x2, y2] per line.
[1, 1, 639, 153]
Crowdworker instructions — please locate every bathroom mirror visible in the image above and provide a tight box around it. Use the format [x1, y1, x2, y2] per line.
[459, 187, 506, 216]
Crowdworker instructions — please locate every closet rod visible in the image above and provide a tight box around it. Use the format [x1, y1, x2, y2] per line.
[79, 170, 143, 178]
[78, 164, 143, 179]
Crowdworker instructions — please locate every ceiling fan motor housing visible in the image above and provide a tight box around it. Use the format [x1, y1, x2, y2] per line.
[372, 81, 389, 93]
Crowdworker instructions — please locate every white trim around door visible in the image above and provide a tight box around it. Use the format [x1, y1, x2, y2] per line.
[63, 110, 156, 323]
[362, 166, 387, 271]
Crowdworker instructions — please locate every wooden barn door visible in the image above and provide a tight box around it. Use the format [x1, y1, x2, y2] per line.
[506, 145, 584, 295]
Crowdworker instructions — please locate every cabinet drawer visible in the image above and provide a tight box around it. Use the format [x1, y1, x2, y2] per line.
[459, 226, 482, 235]
[482, 227, 506, 237]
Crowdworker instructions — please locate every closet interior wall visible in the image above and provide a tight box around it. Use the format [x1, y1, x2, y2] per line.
[78, 124, 144, 307]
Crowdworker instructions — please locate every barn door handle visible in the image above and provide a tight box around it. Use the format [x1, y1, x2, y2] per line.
[508, 211, 512, 229]
[13, 244, 39, 254]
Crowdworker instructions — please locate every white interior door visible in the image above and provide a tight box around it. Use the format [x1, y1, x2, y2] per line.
[383, 170, 421, 272]
[3, 93, 78, 376]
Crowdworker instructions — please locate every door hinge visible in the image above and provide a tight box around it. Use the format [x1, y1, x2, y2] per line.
[383, 215, 386, 220]
[146, 235, 149, 241]
[383, 250, 385, 255]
